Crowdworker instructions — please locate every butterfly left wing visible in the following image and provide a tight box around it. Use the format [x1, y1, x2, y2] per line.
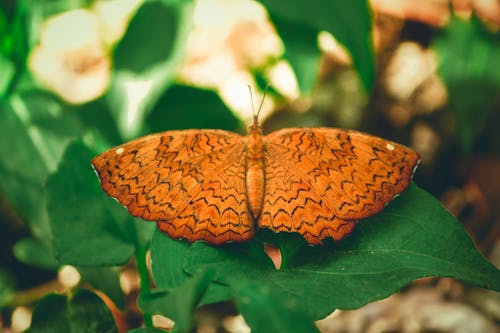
[155, 140, 254, 244]
[91, 130, 254, 244]
[259, 128, 419, 245]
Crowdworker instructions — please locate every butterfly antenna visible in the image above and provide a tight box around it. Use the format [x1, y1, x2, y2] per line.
[256, 84, 269, 122]
[247, 84, 257, 125]
[248, 84, 269, 126]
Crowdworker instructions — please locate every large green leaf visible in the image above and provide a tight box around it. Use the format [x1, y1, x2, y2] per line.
[139, 268, 215, 333]
[150, 230, 191, 290]
[150, 231, 235, 306]
[259, 0, 374, 92]
[46, 141, 138, 266]
[149, 184, 499, 321]
[0, 91, 85, 270]
[0, 91, 83, 236]
[232, 279, 320, 333]
[27, 289, 117, 333]
[108, 0, 194, 139]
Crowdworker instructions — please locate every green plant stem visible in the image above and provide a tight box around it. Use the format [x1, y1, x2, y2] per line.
[136, 245, 153, 327]
[5, 279, 64, 308]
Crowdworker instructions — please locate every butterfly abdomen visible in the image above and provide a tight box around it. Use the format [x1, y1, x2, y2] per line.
[245, 123, 265, 220]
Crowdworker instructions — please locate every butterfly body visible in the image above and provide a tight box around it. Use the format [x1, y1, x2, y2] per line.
[245, 120, 265, 220]
[92, 122, 419, 245]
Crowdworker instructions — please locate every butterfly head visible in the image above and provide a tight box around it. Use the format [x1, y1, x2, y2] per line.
[247, 84, 267, 135]
[247, 115, 263, 136]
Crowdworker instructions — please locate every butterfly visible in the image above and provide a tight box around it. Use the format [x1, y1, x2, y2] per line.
[91, 116, 419, 245]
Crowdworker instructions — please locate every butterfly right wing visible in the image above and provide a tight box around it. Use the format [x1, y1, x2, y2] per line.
[91, 130, 254, 244]
[259, 128, 418, 245]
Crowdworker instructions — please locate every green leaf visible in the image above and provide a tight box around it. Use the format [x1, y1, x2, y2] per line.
[78, 267, 125, 310]
[433, 17, 500, 152]
[151, 230, 191, 290]
[46, 141, 136, 266]
[0, 92, 83, 233]
[13, 237, 59, 270]
[27, 294, 70, 333]
[180, 184, 500, 319]
[232, 280, 320, 333]
[139, 268, 215, 333]
[270, 18, 320, 94]
[151, 231, 242, 306]
[147, 85, 242, 132]
[260, 0, 374, 92]
[108, 0, 194, 139]
[27, 289, 118, 333]
[71, 98, 123, 147]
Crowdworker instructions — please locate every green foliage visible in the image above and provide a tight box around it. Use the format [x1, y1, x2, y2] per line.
[147, 84, 243, 132]
[233, 279, 320, 333]
[0, 1, 498, 332]
[0, 91, 85, 270]
[46, 141, 138, 266]
[0, 269, 16, 308]
[139, 269, 215, 332]
[260, 0, 374, 92]
[433, 17, 500, 152]
[109, 0, 194, 139]
[13, 237, 59, 270]
[148, 184, 499, 325]
[78, 267, 126, 310]
[27, 290, 118, 333]
[0, 53, 14, 96]
[128, 328, 165, 333]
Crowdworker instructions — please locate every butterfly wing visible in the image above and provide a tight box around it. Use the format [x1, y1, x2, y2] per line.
[259, 128, 419, 245]
[91, 130, 254, 244]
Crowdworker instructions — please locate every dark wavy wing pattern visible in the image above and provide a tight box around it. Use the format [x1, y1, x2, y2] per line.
[91, 130, 254, 244]
[258, 148, 356, 245]
[156, 143, 254, 244]
[260, 128, 419, 244]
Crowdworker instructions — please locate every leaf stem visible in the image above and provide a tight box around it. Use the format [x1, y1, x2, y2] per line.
[136, 244, 153, 327]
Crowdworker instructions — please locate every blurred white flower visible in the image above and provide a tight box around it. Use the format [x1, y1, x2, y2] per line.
[179, 0, 294, 122]
[93, 0, 143, 45]
[28, 9, 110, 104]
[28, 2, 141, 104]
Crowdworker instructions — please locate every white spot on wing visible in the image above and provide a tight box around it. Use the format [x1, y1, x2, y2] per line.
[386, 143, 395, 151]
[115, 147, 124, 155]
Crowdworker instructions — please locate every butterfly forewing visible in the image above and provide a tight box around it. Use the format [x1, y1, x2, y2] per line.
[91, 129, 255, 243]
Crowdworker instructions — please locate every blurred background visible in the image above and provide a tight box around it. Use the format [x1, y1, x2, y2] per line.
[0, 0, 499, 332]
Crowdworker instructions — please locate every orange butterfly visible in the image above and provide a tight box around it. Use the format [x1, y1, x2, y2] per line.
[92, 116, 419, 245]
